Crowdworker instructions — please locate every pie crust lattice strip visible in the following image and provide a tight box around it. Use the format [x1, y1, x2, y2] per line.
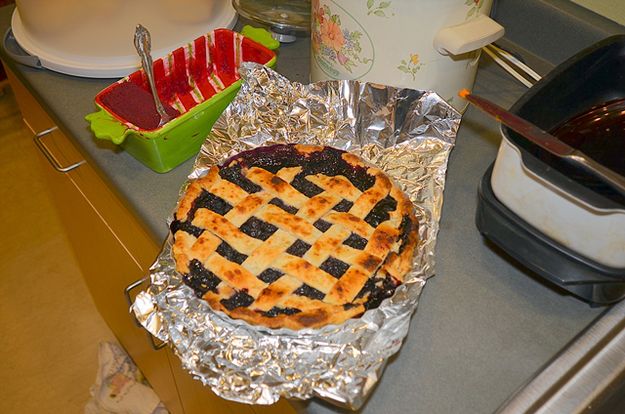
[171, 144, 418, 330]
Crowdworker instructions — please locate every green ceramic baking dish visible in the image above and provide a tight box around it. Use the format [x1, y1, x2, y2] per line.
[85, 26, 278, 173]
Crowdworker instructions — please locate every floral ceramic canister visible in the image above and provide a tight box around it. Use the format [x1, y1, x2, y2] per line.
[311, 0, 503, 112]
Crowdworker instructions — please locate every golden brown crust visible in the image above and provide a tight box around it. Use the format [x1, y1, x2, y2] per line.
[176, 167, 220, 221]
[171, 145, 418, 330]
[205, 292, 366, 330]
[307, 174, 361, 201]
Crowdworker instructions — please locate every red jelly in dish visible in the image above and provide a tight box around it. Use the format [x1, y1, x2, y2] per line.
[99, 82, 180, 130]
[96, 29, 276, 131]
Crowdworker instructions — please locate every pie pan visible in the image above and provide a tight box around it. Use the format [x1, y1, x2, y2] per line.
[129, 64, 461, 408]
[85, 27, 278, 173]
[170, 143, 419, 330]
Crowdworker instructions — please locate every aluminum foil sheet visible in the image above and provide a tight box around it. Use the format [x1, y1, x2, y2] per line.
[133, 63, 461, 409]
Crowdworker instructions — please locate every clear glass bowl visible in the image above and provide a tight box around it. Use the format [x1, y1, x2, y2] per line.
[233, 0, 310, 40]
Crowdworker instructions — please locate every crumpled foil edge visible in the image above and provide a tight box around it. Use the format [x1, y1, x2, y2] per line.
[132, 63, 461, 410]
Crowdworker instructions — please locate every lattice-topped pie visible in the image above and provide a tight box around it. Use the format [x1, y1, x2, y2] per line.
[171, 144, 418, 330]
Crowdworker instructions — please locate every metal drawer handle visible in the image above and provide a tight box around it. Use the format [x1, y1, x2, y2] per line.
[124, 277, 166, 351]
[33, 126, 85, 173]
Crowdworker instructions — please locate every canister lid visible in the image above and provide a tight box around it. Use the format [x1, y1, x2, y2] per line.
[9, 2, 237, 78]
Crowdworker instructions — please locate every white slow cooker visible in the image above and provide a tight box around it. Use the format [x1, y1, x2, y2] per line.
[491, 134, 625, 269]
[477, 35, 625, 304]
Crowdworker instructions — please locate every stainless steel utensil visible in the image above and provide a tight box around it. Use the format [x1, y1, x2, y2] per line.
[460, 89, 625, 199]
[482, 43, 542, 88]
[133, 24, 173, 126]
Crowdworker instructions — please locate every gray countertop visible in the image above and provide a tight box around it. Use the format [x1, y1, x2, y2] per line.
[0, 3, 621, 413]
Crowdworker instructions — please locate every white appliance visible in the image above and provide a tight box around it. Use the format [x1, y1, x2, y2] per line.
[476, 35, 625, 305]
[310, 0, 504, 112]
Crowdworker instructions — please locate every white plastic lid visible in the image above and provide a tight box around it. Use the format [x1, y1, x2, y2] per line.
[10, 0, 237, 78]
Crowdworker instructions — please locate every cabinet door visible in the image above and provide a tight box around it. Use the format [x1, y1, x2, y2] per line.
[29, 127, 183, 414]
[253, 400, 296, 414]
[6, 67, 184, 414]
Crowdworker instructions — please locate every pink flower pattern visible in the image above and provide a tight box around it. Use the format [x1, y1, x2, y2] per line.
[320, 19, 345, 52]
[465, 0, 484, 18]
[312, 1, 372, 74]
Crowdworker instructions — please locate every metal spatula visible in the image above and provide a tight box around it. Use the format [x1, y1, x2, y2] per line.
[459, 89, 625, 199]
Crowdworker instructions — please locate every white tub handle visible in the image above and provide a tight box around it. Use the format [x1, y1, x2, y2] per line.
[434, 14, 505, 56]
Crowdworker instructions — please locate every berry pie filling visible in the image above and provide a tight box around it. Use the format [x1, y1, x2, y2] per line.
[171, 144, 418, 329]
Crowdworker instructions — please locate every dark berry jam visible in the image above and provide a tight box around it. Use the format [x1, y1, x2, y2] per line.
[184, 259, 221, 296]
[294, 284, 325, 300]
[332, 199, 354, 212]
[319, 257, 350, 279]
[170, 219, 204, 238]
[221, 145, 376, 193]
[398, 215, 414, 253]
[313, 219, 332, 232]
[191, 190, 233, 218]
[257, 268, 284, 283]
[239, 217, 278, 241]
[269, 198, 299, 214]
[364, 195, 397, 227]
[220, 291, 254, 311]
[218, 164, 262, 194]
[286, 240, 311, 257]
[216, 242, 248, 264]
[343, 233, 368, 250]
[356, 275, 399, 310]
[290, 173, 325, 197]
[262, 306, 301, 317]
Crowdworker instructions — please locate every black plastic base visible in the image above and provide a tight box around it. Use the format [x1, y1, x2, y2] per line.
[476, 164, 625, 305]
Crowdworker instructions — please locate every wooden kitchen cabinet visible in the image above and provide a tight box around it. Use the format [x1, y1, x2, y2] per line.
[6, 66, 184, 414]
[5, 66, 294, 414]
